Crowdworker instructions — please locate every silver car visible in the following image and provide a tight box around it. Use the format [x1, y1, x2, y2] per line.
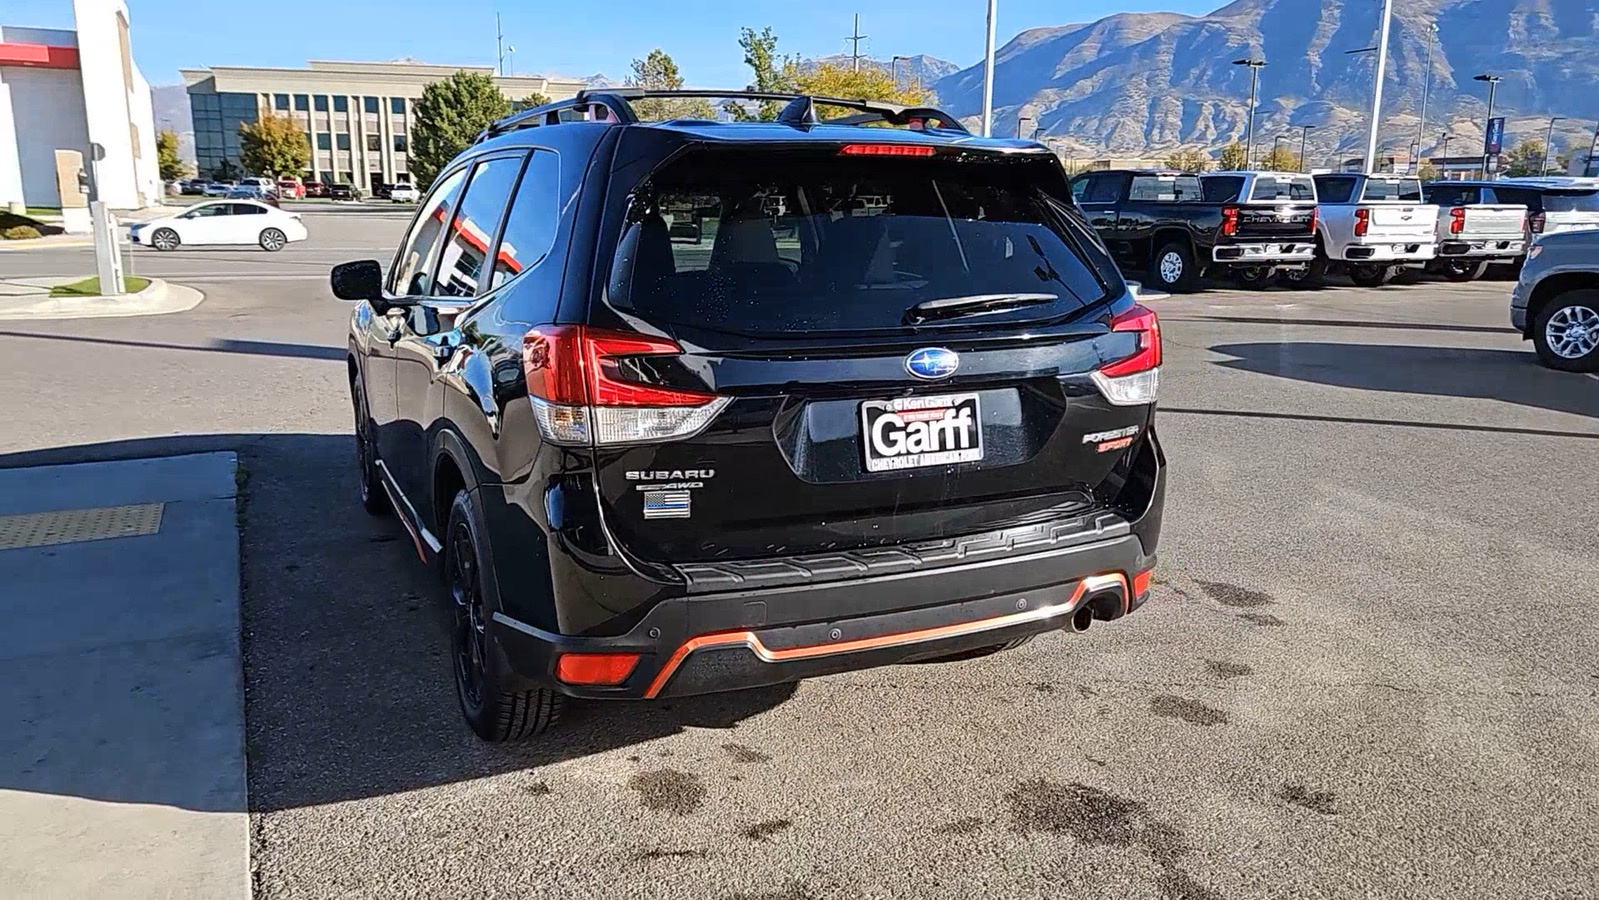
[1511, 229, 1599, 371]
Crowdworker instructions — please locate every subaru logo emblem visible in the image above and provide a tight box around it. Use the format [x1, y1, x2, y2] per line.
[905, 347, 959, 380]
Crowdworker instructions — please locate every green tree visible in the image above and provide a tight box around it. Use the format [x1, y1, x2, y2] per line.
[1501, 139, 1546, 177]
[238, 113, 310, 177]
[725, 27, 786, 121]
[1163, 147, 1211, 173]
[156, 129, 188, 181]
[628, 49, 717, 120]
[1218, 141, 1249, 170]
[1260, 145, 1301, 172]
[778, 60, 932, 119]
[412, 70, 512, 187]
[1417, 162, 1440, 181]
[512, 92, 551, 112]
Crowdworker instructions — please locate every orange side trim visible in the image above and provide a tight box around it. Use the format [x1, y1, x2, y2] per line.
[380, 477, 429, 563]
[643, 572, 1129, 698]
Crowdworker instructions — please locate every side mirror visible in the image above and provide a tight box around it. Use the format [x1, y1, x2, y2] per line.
[331, 259, 385, 306]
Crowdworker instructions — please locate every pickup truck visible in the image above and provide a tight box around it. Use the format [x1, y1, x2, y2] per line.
[1419, 182, 1526, 281]
[1198, 170, 1320, 287]
[1070, 169, 1318, 292]
[1307, 173, 1438, 287]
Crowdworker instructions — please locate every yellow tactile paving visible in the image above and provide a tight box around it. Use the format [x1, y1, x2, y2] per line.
[0, 503, 165, 550]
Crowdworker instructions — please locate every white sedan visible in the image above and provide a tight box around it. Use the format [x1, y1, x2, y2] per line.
[130, 200, 308, 252]
[389, 183, 420, 203]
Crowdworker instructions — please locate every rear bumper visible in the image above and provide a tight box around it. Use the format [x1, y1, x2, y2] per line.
[1211, 241, 1315, 265]
[1437, 238, 1525, 258]
[1339, 241, 1437, 262]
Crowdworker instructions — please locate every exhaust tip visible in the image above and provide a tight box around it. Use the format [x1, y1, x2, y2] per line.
[1067, 604, 1094, 633]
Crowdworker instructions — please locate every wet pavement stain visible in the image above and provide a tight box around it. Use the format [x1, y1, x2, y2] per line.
[728, 882, 815, 900]
[1238, 612, 1287, 627]
[635, 847, 709, 861]
[1151, 694, 1230, 726]
[1196, 580, 1275, 608]
[1205, 659, 1254, 679]
[1277, 782, 1339, 815]
[524, 780, 551, 796]
[723, 742, 771, 764]
[933, 815, 985, 835]
[741, 818, 793, 841]
[629, 769, 707, 816]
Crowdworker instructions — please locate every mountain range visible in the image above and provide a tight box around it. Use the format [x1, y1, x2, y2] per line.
[932, 0, 1599, 163]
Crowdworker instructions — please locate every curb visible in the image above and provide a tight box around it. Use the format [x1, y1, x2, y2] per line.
[0, 238, 94, 252]
[0, 278, 205, 321]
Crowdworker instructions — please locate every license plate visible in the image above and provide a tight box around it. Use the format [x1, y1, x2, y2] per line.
[861, 393, 983, 473]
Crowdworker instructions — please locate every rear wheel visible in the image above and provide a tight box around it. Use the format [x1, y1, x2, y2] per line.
[150, 228, 180, 251]
[1150, 241, 1198, 293]
[259, 228, 287, 252]
[1349, 263, 1394, 288]
[1234, 266, 1274, 290]
[1441, 259, 1490, 282]
[1532, 289, 1599, 372]
[447, 490, 564, 742]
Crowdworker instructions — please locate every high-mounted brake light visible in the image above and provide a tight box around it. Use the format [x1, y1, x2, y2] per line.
[1091, 303, 1161, 406]
[1221, 206, 1239, 237]
[523, 325, 729, 446]
[1449, 207, 1466, 235]
[1354, 207, 1370, 237]
[839, 143, 937, 157]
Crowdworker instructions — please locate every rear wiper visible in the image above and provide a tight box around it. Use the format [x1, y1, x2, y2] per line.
[903, 293, 1058, 324]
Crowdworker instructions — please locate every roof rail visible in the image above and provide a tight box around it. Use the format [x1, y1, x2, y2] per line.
[475, 89, 969, 142]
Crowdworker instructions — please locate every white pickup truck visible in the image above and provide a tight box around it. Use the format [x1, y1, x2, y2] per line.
[1420, 181, 1527, 282]
[1307, 173, 1438, 287]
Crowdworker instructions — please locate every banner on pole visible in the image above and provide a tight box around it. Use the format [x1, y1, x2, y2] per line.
[1484, 117, 1506, 156]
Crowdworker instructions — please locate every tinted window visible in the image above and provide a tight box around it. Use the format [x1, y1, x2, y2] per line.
[1250, 176, 1315, 201]
[185, 204, 228, 218]
[231, 203, 266, 215]
[273, 93, 289, 110]
[1129, 175, 1202, 201]
[1425, 184, 1476, 205]
[1314, 176, 1356, 203]
[293, 94, 308, 111]
[1542, 190, 1599, 213]
[609, 149, 1113, 335]
[1069, 176, 1088, 201]
[391, 97, 406, 115]
[316, 134, 330, 150]
[363, 96, 380, 114]
[333, 96, 348, 113]
[1361, 179, 1423, 201]
[489, 150, 560, 291]
[434, 156, 525, 298]
[336, 133, 351, 151]
[390, 168, 468, 296]
[314, 95, 328, 112]
[1201, 176, 1244, 203]
[1488, 187, 1537, 208]
[1082, 174, 1123, 204]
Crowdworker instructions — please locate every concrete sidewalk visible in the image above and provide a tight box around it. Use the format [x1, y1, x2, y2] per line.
[0, 453, 248, 899]
[0, 277, 203, 321]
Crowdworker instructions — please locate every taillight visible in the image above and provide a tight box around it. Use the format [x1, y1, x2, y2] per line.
[522, 325, 730, 446]
[1221, 206, 1239, 237]
[1091, 303, 1161, 406]
[838, 143, 937, 157]
[1449, 207, 1465, 234]
[1354, 207, 1370, 237]
[1308, 207, 1317, 233]
[1528, 211, 1546, 234]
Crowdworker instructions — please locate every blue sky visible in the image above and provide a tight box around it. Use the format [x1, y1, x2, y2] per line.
[8, 0, 1219, 86]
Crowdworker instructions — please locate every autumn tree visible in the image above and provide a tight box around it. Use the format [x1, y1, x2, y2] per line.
[1260, 145, 1301, 172]
[412, 70, 511, 187]
[628, 49, 717, 120]
[1417, 162, 1440, 181]
[1501, 139, 1547, 177]
[1163, 147, 1211, 173]
[239, 113, 310, 177]
[1218, 141, 1249, 170]
[156, 129, 188, 182]
[780, 60, 931, 119]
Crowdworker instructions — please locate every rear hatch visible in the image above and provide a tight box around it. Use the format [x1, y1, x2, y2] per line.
[1358, 177, 1437, 241]
[1540, 188, 1599, 235]
[1232, 173, 1317, 239]
[547, 141, 1158, 565]
[1461, 205, 1528, 240]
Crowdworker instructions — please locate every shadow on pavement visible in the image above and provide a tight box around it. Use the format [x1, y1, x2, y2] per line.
[0, 434, 795, 813]
[1208, 341, 1599, 423]
[1179, 315, 1519, 336]
[0, 330, 344, 362]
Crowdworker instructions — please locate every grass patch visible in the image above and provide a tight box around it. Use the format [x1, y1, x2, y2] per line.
[26, 207, 61, 218]
[49, 275, 151, 297]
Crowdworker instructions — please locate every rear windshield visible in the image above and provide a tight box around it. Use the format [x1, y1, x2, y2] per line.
[1543, 190, 1599, 213]
[608, 149, 1117, 335]
[1362, 179, 1423, 202]
[1129, 174, 1203, 201]
[1250, 176, 1316, 202]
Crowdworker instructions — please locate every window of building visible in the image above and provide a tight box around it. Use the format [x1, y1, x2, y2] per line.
[391, 97, 406, 115]
[273, 94, 289, 111]
[313, 95, 328, 112]
[317, 133, 331, 151]
[390, 168, 469, 296]
[367, 134, 381, 152]
[293, 94, 309, 111]
[364, 96, 380, 114]
[435, 156, 525, 297]
[333, 96, 348, 113]
[394, 135, 409, 152]
[336, 133, 351, 151]
[489, 151, 559, 291]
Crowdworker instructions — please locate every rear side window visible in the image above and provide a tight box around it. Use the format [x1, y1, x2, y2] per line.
[1542, 190, 1599, 213]
[1314, 176, 1356, 203]
[1425, 184, 1478, 205]
[1249, 176, 1315, 201]
[608, 150, 1114, 335]
[1129, 175, 1202, 201]
[488, 150, 560, 291]
[1488, 187, 1537, 208]
[1081, 174, 1124, 204]
[389, 168, 467, 296]
[433, 155, 524, 298]
[1201, 176, 1244, 203]
[1361, 179, 1423, 201]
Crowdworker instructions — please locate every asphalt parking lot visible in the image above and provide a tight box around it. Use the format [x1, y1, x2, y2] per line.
[3, 206, 1597, 900]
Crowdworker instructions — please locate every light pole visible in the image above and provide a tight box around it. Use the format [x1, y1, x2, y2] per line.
[1416, 22, 1438, 163]
[981, 0, 997, 137]
[1475, 73, 1501, 178]
[891, 55, 911, 91]
[1017, 115, 1033, 139]
[1271, 134, 1286, 167]
[1233, 58, 1267, 168]
[1542, 116, 1566, 175]
[1363, 0, 1395, 175]
[1298, 124, 1315, 173]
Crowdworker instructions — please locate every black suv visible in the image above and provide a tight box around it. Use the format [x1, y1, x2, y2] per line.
[333, 90, 1167, 742]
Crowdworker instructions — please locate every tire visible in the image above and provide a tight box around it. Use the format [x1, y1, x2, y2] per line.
[1441, 259, 1490, 282]
[1150, 241, 1199, 293]
[259, 228, 287, 252]
[446, 489, 564, 742]
[150, 228, 180, 251]
[1349, 263, 1395, 288]
[1532, 289, 1599, 373]
[1284, 239, 1328, 289]
[1234, 266, 1274, 290]
[351, 373, 390, 516]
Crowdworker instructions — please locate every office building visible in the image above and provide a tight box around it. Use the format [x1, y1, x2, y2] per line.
[180, 60, 585, 187]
